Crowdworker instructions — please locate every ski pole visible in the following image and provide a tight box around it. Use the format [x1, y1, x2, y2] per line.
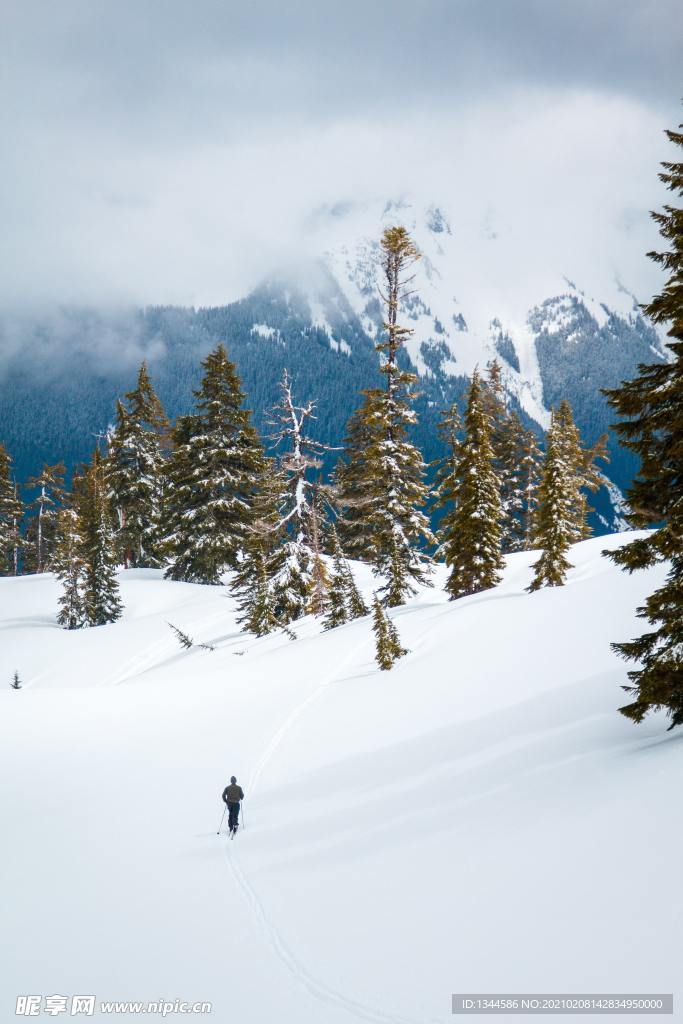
[241, 803, 245, 832]
[217, 805, 226, 835]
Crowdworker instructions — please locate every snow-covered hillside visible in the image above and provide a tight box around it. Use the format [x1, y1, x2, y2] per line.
[1, 535, 680, 1022]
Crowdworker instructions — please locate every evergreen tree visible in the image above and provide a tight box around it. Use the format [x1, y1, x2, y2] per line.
[528, 402, 608, 591]
[0, 443, 23, 576]
[163, 345, 263, 584]
[527, 414, 576, 591]
[108, 362, 169, 568]
[336, 227, 434, 604]
[10, 670, 21, 690]
[554, 399, 608, 542]
[24, 461, 66, 573]
[438, 370, 504, 599]
[520, 428, 543, 550]
[53, 505, 86, 630]
[482, 360, 530, 552]
[497, 410, 530, 552]
[602, 119, 683, 728]
[80, 449, 123, 626]
[344, 562, 369, 620]
[307, 487, 330, 618]
[372, 593, 407, 670]
[231, 458, 287, 636]
[324, 530, 350, 630]
[323, 526, 368, 629]
[434, 400, 463, 518]
[334, 406, 379, 561]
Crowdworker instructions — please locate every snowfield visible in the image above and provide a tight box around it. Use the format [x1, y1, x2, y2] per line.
[1, 533, 680, 1022]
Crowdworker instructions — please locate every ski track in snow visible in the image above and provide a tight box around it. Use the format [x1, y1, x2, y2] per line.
[226, 638, 439, 1024]
[100, 605, 236, 687]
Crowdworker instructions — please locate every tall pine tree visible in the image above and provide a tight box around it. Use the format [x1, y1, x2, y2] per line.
[520, 428, 543, 550]
[482, 360, 532, 552]
[53, 505, 86, 629]
[230, 457, 287, 636]
[163, 344, 264, 584]
[0, 443, 23, 576]
[336, 226, 434, 604]
[602, 119, 683, 728]
[527, 401, 606, 591]
[438, 370, 504, 599]
[527, 413, 576, 590]
[108, 362, 169, 568]
[80, 450, 123, 626]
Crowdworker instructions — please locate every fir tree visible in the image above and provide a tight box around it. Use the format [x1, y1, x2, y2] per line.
[324, 530, 350, 630]
[554, 399, 608, 542]
[307, 487, 330, 617]
[0, 443, 23, 576]
[323, 526, 367, 629]
[527, 414, 576, 591]
[481, 361, 530, 552]
[80, 449, 123, 626]
[438, 370, 504, 599]
[53, 505, 86, 629]
[24, 462, 66, 573]
[10, 670, 21, 690]
[230, 458, 287, 636]
[163, 345, 264, 584]
[334, 406, 379, 561]
[528, 402, 608, 591]
[108, 362, 169, 568]
[344, 566, 369, 619]
[372, 593, 407, 670]
[520, 428, 543, 550]
[336, 227, 434, 604]
[602, 119, 683, 728]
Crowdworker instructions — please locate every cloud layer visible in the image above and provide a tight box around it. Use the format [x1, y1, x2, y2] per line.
[1, 0, 681, 309]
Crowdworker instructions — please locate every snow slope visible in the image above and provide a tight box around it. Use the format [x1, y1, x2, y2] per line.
[1, 535, 680, 1022]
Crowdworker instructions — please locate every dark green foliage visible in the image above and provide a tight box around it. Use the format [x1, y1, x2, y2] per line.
[108, 362, 169, 568]
[0, 442, 23, 576]
[602, 122, 683, 729]
[527, 418, 575, 591]
[482, 360, 537, 552]
[79, 450, 123, 626]
[528, 400, 607, 591]
[23, 462, 66, 573]
[334, 406, 378, 561]
[372, 593, 407, 670]
[53, 506, 86, 629]
[163, 344, 264, 584]
[438, 370, 504, 599]
[231, 459, 287, 636]
[323, 526, 368, 630]
[10, 670, 21, 690]
[554, 399, 609, 542]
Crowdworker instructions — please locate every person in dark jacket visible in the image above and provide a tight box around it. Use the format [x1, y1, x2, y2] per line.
[222, 776, 244, 834]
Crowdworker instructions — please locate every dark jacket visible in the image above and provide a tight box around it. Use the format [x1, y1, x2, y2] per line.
[222, 783, 244, 804]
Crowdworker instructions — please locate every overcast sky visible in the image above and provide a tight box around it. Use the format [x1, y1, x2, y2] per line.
[1, 0, 681, 308]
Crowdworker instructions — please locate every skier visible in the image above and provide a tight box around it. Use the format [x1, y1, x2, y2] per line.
[222, 776, 244, 836]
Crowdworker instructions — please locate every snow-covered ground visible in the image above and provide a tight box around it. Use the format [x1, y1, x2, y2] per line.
[1, 534, 680, 1022]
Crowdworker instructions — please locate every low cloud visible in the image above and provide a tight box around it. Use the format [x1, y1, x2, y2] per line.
[0, 1, 680, 313]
